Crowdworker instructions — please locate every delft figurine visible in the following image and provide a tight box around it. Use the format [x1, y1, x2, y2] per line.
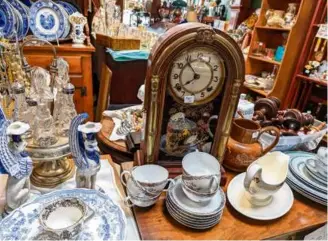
[69, 113, 102, 189]
[69, 12, 87, 46]
[56, 83, 77, 137]
[0, 115, 32, 214]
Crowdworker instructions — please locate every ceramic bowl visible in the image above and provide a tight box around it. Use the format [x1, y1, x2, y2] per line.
[182, 151, 221, 193]
[39, 198, 94, 240]
[121, 164, 173, 197]
[181, 178, 219, 203]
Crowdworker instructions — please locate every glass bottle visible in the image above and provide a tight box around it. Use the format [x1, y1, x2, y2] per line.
[12, 82, 28, 122]
[56, 83, 77, 137]
[33, 102, 57, 147]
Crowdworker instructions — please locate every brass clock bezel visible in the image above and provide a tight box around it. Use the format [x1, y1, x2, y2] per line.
[167, 46, 226, 106]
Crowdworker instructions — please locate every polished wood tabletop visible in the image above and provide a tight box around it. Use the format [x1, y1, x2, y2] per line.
[121, 162, 327, 240]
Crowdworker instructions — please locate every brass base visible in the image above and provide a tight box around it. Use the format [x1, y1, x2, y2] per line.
[31, 158, 75, 188]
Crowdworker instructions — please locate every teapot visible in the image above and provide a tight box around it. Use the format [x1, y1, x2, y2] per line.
[223, 118, 280, 172]
[244, 152, 289, 206]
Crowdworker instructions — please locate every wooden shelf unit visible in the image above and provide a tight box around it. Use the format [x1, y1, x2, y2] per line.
[284, 0, 327, 122]
[244, 0, 317, 101]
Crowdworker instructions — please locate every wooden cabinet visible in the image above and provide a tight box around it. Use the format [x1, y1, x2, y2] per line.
[23, 43, 95, 120]
[243, 0, 317, 103]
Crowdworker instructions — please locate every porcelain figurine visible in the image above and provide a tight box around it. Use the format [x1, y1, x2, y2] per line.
[69, 12, 87, 46]
[266, 10, 285, 28]
[0, 119, 33, 214]
[56, 83, 77, 137]
[69, 114, 102, 189]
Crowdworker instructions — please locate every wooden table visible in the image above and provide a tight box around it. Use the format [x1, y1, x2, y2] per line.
[121, 162, 327, 240]
[97, 116, 133, 164]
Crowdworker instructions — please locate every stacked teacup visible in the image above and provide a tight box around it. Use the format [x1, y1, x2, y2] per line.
[121, 165, 174, 207]
[166, 152, 226, 229]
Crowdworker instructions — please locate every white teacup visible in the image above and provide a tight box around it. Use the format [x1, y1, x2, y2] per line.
[121, 165, 174, 198]
[182, 151, 221, 197]
[39, 198, 94, 240]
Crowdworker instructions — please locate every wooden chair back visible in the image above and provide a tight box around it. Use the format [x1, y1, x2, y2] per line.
[96, 63, 112, 122]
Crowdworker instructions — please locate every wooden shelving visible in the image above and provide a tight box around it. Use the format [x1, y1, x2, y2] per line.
[244, 0, 317, 103]
[284, 0, 327, 124]
[297, 74, 328, 86]
[244, 85, 268, 96]
[248, 55, 281, 65]
[256, 26, 291, 32]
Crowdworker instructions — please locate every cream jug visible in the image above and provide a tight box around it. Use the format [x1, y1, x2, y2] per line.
[244, 152, 289, 206]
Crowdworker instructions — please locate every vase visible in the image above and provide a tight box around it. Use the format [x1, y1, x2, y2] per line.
[69, 12, 87, 45]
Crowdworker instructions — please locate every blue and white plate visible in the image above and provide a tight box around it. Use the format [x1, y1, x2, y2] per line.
[0, 189, 127, 240]
[19, 0, 32, 7]
[7, 0, 29, 40]
[289, 154, 327, 194]
[29, 0, 66, 41]
[0, 0, 16, 38]
[58, 1, 78, 15]
[56, 3, 70, 38]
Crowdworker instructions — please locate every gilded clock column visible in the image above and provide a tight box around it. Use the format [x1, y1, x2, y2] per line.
[146, 75, 159, 164]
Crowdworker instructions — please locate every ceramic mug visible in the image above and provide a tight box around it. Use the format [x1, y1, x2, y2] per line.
[244, 152, 289, 206]
[124, 189, 161, 207]
[181, 151, 221, 201]
[181, 178, 219, 203]
[121, 164, 174, 198]
[306, 147, 327, 177]
[39, 198, 94, 240]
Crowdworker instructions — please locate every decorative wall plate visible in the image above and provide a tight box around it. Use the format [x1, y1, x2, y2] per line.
[7, 0, 29, 39]
[57, 3, 70, 38]
[0, 189, 127, 240]
[58, 1, 78, 15]
[0, 0, 16, 38]
[29, 0, 66, 41]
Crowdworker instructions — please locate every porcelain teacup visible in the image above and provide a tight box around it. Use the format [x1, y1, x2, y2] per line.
[39, 198, 94, 240]
[121, 164, 174, 198]
[244, 151, 289, 206]
[306, 147, 328, 177]
[181, 151, 221, 201]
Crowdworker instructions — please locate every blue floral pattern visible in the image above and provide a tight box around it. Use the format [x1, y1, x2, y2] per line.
[0, 189, 127, 240]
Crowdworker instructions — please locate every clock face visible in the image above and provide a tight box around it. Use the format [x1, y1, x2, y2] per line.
[168, 46, 225, 105]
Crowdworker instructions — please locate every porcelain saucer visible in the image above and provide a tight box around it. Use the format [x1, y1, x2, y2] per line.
[305, 165, 327, 186]
[227, 173, 294, 220]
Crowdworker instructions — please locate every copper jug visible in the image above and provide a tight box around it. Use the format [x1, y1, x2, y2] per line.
[224, 118, 280, 172]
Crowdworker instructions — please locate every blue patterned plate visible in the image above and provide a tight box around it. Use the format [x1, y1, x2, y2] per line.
[29, 0, 66, 41]
[0, 0, 16, 38]
[58, 1, 77, 15]
[56, 3, 70, 38]
[0, 189, 127, 240]
[19, 0, 32, 7]
[7, 0, 29, 40]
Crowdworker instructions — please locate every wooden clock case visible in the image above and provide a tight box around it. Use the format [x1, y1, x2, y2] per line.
[138, 23, 245, 176]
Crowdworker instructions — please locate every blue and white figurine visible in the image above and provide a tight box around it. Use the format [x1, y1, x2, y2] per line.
[0, 118, 32, 214]
[69, 113, 102, 189]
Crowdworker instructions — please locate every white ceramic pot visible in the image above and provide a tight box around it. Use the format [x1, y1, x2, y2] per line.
[182, 151, 221, 194]
[39, 198, 94, 240]
[244, 152, 289, 206]
[121, 165, 174, 197]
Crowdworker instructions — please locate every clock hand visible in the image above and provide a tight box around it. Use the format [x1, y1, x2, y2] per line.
[183, 79, 195, 86]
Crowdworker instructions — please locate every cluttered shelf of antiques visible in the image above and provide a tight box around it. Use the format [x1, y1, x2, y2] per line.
[0, 0, 327, 240]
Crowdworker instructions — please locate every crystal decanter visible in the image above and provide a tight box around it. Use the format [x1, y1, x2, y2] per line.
[33, 102, 58, 147]
[56, 83, 77, 137]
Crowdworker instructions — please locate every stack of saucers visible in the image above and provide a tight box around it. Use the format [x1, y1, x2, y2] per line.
[166, 177, 225, 230]
[166, 152, 226, 229]
[286, 149, 327, 206]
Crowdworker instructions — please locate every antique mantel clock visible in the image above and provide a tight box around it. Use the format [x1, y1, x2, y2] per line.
[139, 23, 245, 174]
